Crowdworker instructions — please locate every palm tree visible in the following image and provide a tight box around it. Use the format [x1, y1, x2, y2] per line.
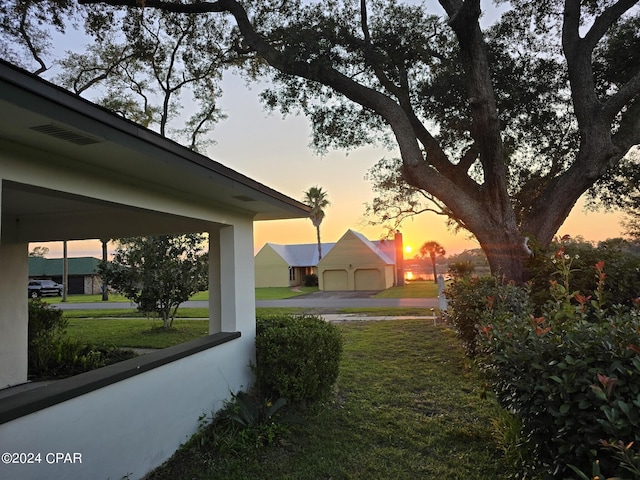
[419, 241, 446, 283]
[303, 186, 330, 261]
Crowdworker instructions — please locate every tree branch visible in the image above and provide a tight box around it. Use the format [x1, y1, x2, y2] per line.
[18, 6, 48, 75]
[583, 0, 638, 51]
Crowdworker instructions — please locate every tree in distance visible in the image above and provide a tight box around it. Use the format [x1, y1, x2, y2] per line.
[29, 246, 50, 257]
[304, 186, 331, 261]
[4, 0, 639, 282]
[418, 241, 446, 283]
[99, 234, 208, 328]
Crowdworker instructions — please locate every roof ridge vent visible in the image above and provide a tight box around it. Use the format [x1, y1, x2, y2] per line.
[29, 124, 102, 146]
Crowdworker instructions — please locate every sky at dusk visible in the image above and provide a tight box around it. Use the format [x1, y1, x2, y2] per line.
[28, 1, 626, 259]
[32, 71, 625, 259]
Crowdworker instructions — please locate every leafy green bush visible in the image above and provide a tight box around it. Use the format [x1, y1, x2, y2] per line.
[28, 298, 136, 379]
[447, 260, 476, 279]
[255, 314, 342, 403]
[481, 312, 640, 478]
[477, 253, 640, 479]
[303, 273, 318, 287]
[28, 299, 69, 374]
[444, 276, 531, 357]
[527, 236, 640, 313]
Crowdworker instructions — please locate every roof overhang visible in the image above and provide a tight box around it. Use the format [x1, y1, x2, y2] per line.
[0, 60, 310, 243]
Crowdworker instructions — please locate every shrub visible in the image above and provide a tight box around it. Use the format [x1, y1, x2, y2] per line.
[303, 273, 318, 287]
[28, 298, 136, 379]
[444, 275, 531, 357]
[448, 260, 476, 279]
[255, 314, 342, 403]
[28, 299, 68, 374]
[481, 312, 640, 478]
[527, 236, 640, 314]
[478, 253, 640, 478]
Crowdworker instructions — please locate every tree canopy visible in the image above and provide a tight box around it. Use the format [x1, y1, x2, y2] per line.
[3, 0, 639, 281]
[99, 234, 208, 328]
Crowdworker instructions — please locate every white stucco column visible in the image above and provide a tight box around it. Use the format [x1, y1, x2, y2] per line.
[208, 229, 222, 334]
[208, 220, 256, 334]
[0, 242, 29, 388]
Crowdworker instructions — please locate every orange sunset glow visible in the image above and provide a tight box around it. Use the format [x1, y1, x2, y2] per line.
[28, 74, 626, 260]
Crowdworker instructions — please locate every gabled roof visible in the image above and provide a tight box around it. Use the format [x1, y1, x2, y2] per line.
[260, 229, 399, 267]
[266, 242, 336, 267]
[342, 230, 396, 265]
[29, 257, 101, 276]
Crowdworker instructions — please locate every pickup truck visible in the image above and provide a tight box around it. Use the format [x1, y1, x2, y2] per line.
[28, 279, 64, 298]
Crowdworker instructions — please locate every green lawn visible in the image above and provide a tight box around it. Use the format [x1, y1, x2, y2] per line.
[43, 286, 319, 304]
[63, 308, 210, 319]
[57, 284, 437, 349]
[147, 320, 514, 479]
[65, 319, 209, 349]
[43, 283, 435, 306]
[374, 280, 439, 298]
[255, 286, 318, 300]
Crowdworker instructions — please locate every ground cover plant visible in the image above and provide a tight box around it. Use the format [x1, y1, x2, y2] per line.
[147, 320, 515, 479]
[28, 299, 136, 380]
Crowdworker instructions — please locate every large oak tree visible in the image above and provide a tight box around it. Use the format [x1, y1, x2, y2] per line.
[3, 0, 639, 281]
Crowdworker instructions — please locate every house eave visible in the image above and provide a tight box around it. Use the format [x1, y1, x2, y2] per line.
[0, 60, 310, 223]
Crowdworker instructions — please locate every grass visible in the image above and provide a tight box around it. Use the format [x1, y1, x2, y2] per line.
[56, 284, 438, 349]
[147, 320, 514, 479]
[255, 286, 318, 300]
[374, 280, 439, 298]
[42, 287, 319, 304]
[41, 293, 131, 304]
[65, 319, 209, 349]
[63, 308, 211, 319]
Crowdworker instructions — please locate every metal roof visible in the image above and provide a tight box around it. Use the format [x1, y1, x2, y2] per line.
[29, 257, 100, 276]
[266, 242, 336, 266]
[262, 229, 398, 267]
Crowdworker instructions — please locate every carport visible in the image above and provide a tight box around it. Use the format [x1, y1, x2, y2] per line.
[0, 60, 309, 480]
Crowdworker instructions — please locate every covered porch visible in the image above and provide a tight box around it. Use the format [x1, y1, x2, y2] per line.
[0, 60, 309, 479]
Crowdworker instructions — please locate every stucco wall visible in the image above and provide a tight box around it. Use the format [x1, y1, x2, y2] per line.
[318, 231, 392, 291]
[0, 243, 28, 388]
[254, 244, 289, 288]
[0, 337, 253, 480]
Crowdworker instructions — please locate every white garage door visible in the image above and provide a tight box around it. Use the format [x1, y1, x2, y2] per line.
[354, 269, 382, 291]
[323, 270, 349, 290]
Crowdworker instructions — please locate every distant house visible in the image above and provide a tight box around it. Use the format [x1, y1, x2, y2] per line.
[28, 256, 101, 294]
[255, 230, 404, 291]
[318, 230, 400, 291]
[254, 242, 335, 287]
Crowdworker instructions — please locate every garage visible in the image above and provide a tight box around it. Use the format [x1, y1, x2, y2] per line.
[354, 268, 382, 291]
[323, 269, 348, 290]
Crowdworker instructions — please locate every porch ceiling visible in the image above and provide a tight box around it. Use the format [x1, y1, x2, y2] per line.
[0, 60, 310, 243]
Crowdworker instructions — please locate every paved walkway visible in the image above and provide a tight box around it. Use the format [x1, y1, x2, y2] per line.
[321, 313, 439, 323]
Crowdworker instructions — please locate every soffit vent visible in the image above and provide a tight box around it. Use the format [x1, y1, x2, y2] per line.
[29, 124, 102, 146]
[233, 195, 256, 202]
